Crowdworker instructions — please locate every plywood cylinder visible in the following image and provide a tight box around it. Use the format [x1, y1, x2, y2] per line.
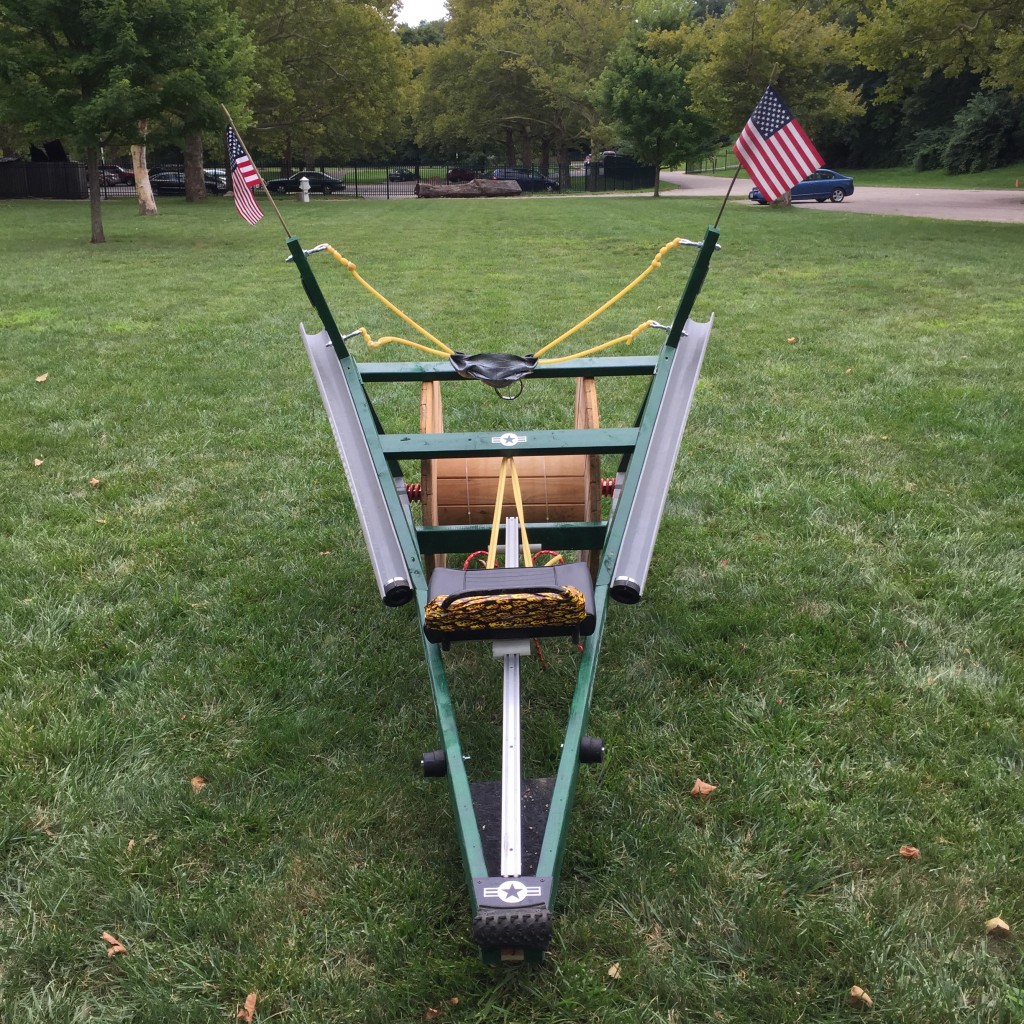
[420, 379, 602, 569]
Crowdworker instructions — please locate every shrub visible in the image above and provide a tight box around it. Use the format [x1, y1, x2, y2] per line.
[942, 91, 1016, 174]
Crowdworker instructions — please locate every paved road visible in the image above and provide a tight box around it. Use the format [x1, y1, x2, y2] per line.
[661, 172, 1024, 225]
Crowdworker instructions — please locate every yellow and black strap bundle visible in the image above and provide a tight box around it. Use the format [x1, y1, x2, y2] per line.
[423, 457, 596, 644]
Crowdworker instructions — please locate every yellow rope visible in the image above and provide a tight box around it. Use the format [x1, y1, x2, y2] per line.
[531, 238, 684, 359]
[323, 245, 454, 356]
[486, 458, 534, 569]
[538, 320, 658, 365]
[319, 237, 685, 364]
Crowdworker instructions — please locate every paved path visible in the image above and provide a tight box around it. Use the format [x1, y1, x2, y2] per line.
[661, 172, 1024, 225]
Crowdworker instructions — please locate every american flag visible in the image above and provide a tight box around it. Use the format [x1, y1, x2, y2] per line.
[733, 86, 823, 203]
[226, 124, 263, 225]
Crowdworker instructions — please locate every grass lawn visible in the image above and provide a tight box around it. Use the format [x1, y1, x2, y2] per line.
[1, 193, 1022, 1023]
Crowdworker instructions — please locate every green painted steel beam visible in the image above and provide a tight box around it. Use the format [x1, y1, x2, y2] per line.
[416, 522, 608, 555]
[381, 428, 638, 460]
[356, 356, 658, 382]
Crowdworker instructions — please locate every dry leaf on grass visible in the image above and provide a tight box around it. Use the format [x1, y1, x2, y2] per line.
[899, 845, 920, 859]
[985, 917, 1010, 937]
[424, 1009, 442, 1021]
[126, 838, 135, 853]
[190, 776, 207, 793]
[89, 478, 101, 487]
[787, 337, 797, 344]
[848, 985, 873, 1008]
[34, 458, 44, 467]
[237, 992, 258, 1022]
[101, 931, 127, 957]
[607, 962, 621, 980]
[690, 779, 717, 798]
[36, 372, 49, 383]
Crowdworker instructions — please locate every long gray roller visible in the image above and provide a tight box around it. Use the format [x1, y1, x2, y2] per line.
[302, 324, 414, 606]
[609, 314, 714, 604]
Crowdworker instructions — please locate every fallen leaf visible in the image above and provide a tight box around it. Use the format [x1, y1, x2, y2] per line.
[848, 985, 873, 1008]
[879, 435, 889, 441]
[690, 778, 717, 798]
[318, 550, 331, 556]
[845, 367, 853, 374]
[787, 337, 797, 344]
[101, 931, 128, 957]
[96, 518, 107, 524]
[985, 916, 1010, 937]
[34, 458, 44, 467]
[899, 845, 920, 859]
[89, 478, 101, 487]
[237, 992, 258, 1022]
[127, 838, 135, 853]
[447, 997, 460, 1006]
[607, 962, 621, 980]
[424, 1009, 442, 1021]
[36, 372, 49, 383]
[191, 776, 207, 793]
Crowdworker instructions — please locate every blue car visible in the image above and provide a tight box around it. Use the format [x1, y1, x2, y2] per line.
[748, 168, 854, 205]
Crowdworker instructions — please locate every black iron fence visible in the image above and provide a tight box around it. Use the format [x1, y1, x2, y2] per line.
[2, 157, 656, 199]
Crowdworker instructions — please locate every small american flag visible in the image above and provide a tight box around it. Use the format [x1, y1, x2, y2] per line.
[734, 86, 823, 203]
[226, 124, 263, 225]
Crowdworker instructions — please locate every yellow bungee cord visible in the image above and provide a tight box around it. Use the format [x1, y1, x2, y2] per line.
[319, 237, 688, 363]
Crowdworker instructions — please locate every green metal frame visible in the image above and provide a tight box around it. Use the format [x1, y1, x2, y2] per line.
[288, 227, 720, 962]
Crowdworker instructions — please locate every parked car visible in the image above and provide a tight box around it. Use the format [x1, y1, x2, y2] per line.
[748, 168, 854, 204]
[446, 167, 478, 183]
[488, 167, 561, 192]
[263, 171, 346, 194]
[150, 171, 227, 195]
[388, 167, 418, 181]
[100, 163, 134, 184]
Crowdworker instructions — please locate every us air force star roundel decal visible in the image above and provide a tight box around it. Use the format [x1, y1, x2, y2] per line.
[491, 432, 527, 447]
[482, 880, 543, 904]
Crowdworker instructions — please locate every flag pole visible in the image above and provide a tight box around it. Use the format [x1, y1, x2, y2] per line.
[222, 105, 293, 238]
[712, 64, 780, 229]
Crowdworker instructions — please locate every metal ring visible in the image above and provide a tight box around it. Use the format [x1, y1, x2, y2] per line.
[496, 380, 525, 401]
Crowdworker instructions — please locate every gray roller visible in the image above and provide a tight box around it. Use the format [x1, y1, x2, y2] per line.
[302, 324, 414, 606]
[610, 315, 714, 604]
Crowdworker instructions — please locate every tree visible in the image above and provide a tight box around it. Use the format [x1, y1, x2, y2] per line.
[598, 29, 716, 196]
[416, 0, 630, 168]
[685, 0, 862, 143]
[856, 0, 1024, 101]
[0, 0, 253, 239]
[236, 0, 408, 166]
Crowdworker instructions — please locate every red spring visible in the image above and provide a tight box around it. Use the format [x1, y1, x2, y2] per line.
[406, 482, 422, 502]
[601, 478, 616, 496]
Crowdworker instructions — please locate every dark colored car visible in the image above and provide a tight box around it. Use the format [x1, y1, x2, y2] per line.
[100, 163, 135, 184]
[488, 167, 561, 192]
[748, 168, 854, 204]
[150, 171, 227, 195]
[446, 167, 478, 183]
[263, 171, 346, 194]
[388, 167, 418, 181]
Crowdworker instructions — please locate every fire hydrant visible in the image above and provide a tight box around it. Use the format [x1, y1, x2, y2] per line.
[299, 175, 310, 202]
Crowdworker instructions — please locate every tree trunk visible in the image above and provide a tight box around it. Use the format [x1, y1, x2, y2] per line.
[415, 179, 521, 198]
[521, 129, 533, 168]
[282, 134, 293, 178]
[653, 163, 662, 197]
[184, 129, 207, 202]
[132, 141, 158, 216]
[504, 127, 515, 166]
[86, 145, 105, 244]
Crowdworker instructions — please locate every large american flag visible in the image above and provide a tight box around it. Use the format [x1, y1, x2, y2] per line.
[733, 86, 823, 203]
[226, 124, 264, 225]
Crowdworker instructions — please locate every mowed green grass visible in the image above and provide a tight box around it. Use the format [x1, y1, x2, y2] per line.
[1, 193, 1022, 1023]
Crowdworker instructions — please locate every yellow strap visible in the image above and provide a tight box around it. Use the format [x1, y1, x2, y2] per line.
[324, 245, 454, 356]
[485, 457, 534, 569]
[532, 238, 683, 359]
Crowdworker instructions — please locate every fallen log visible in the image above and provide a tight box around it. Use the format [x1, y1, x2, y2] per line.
[415, 179, 521, 198]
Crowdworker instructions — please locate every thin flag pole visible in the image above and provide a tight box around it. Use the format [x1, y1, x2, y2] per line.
[222, 104, 292, 238]
[712, 64, 780, 229]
